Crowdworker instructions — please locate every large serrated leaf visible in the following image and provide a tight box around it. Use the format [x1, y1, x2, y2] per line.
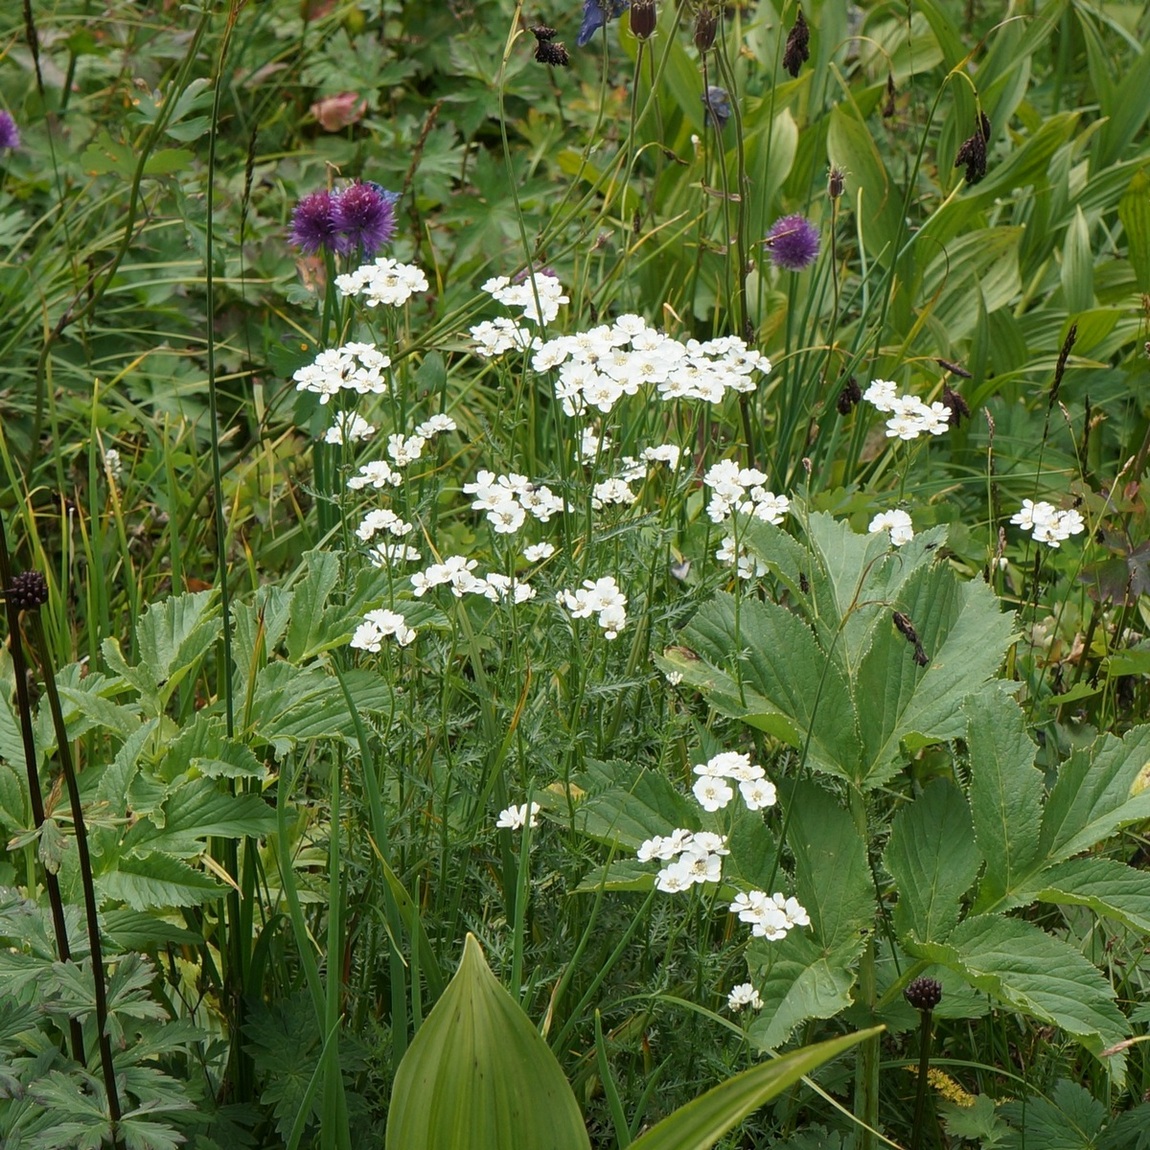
[745, 930, 863, 1051]
[1039, 724, 1150, 863]
[97, 852, 223, 910]
[966, 692, 1045, 909]
[673, 592, 860, 780]
[885, 779, 980, 945]
[1023, 857, 1150, 933]
[573, 762, 699, 850]
[909, 915, 1128, 1082]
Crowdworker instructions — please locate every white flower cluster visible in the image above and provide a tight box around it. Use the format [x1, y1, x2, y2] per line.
[692, 752, 777, 813]
[727, 983, 763, 1012]
[529, 315, 769, 417]
[556, 575, 628, 640]
[636, 829, 730, 893]
[863, 379, 950, 440]
[323, 411, 376, 444]
[411, 554, 536, 604]
[868, 508, 914, 546]
[587, 447, 682, 511]
[704, 461, 789, 579]
[293, 341, 391, 405]
[483, 272, 569, 323]
[346, 415, 456, 490]
[350, 608, 416, 650]
[496, 801, 541, 830]
[463, 470, 566, 536]
[356, 508, 412, 543]
[470, 273, 569, 357]
[1010, 499, 1086, 548]
[103, 447, 123, 483]
[336, 258, 429, 308]
[729, 890, 811, 941]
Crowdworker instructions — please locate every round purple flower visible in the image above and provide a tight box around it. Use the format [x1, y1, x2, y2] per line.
[0, 111, 19, 151]
[764, 214, 820, 272]
[331, 182, 398, 258]
[289, 190, 341, 256]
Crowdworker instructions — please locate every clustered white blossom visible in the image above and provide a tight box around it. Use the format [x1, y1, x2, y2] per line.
[729, 890, 811, 941]
[496, 801, 541, 830]
[692, 752, 778, 813]
[868, 508, 915, 547]
[411, 555, 536, 604]
[527, 314, 768, 417]
[556, 575, 628, 639]
[323, 411, 376, 444]
[1010, 499, 1086, 548]
[294, 342, 391, 404]
[523, 542, 556, 562]
[636, 829, 730, 893]
[470, 272, 569, 356]
[463, 470, 566, 535]
[727, 983, 763, 1012]
[349, 608, 416, 650]
[336, 258, 429, 308]
[347, 415, 457, 490]
[356, 508, 413, 543]
[863, 379, 951, 440]
[703, 461, 790, 578]
[103, 447, 123, 484]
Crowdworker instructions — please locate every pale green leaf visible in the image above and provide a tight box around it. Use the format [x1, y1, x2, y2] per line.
[120, 779, 275, 857]
[573, 760, 699, 850]
[285, 550, 343, 663]
[1119, 170, 1150, 292]
[385, 934, 590, 1150]
[885, 779, 980, 944]
[135, 589, 221, 697]
[97, 853, 223, 910]
[1061, 206, 1094, 313]
[628, 1028, 879, 1150]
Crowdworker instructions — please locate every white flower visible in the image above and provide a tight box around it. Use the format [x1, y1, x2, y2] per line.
[488, 500, 527, 535]
[1011, 500, 1085, 548]
[471, 317, 537, 358]
[869, 509, 914, 547]
[348, 460, 402, 490]
[692, 776, 734, 812]
[524, 542, 556, 562]
[665, 670, 683, 685]
[655, 862, 693, 893]
[727, 983, 763, 1012]
[103, 447, 122, 483]
[339, 258, 429, 308]
[414, 413, 457, 437]
[367, 542, 422, 568]
[387, 433, 426, 467]
[738, 778, 778, 810]
[862, 379, 899, 412]
[323, 412, 376, 444]
[496, 802, 541, 830]
[350, 608, 416, 650]
[691, 832, 729, 855]
[678, 848, 723, 884]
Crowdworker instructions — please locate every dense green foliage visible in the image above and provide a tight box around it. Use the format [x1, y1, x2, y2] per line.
[2, 0, 1150, 1147]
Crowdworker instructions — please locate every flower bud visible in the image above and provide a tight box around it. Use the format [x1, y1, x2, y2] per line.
[904, 976, 943, 1012]
[630, 0, 657, 40]
[6, 571, 49, 611]
[694, 5, 717, 52]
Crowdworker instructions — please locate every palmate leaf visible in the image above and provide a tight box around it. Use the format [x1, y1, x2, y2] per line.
[908, 915, 1128, 1084]
[664, 591, 861, 782]
[884, 779, 981, 945]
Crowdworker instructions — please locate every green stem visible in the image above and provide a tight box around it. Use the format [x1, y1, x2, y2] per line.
[850, 786, 878, 1150]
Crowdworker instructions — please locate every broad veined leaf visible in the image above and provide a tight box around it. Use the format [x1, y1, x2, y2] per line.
[135, 589, 221, 699]
[908, 915, 1128, 1082]
[285, 549, 344, 663]
[629, 1027, 880, 1150]
[120, 779, 275, 858]
[854, 565, 1014, 788]
[966, 692, 1045, 910]
[745, 929, 863, 1052]
[1061, 206, 1095, 313]
[668, 592, 861, 781]
[785, 782, 874, 953]
[1039, 724, 1150, 864]
[573, 759, 699, 850]
[884, 779, 981, 945]
[1021, 857, 1150, 934]
[385, 934, 590, 1150]
[999, 1079, 1108, 1150]
[1119, 170, 1150, 293]
[96, 852, 224, 910]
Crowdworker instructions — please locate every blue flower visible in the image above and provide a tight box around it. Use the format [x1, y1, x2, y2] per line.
[701, 86, 731, 131]
[0, 111, 19, 151]
[578, 0, 631, 47]
[764, 214, 820, 272]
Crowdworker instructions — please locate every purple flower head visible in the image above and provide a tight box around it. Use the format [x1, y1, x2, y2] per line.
[289, 190, 341, 256]
[702, 86, 731, 131]
[578, 0, 631, 47]
[764, 214, 820, 271]
[0, 111, 19, 151]
[332, 182, 398, 257]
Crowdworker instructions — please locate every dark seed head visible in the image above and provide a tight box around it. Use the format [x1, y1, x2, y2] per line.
[531, 24, 557, 41]
[828, 165, 845, 199]
[904, 976, 942, 1011]
[892, 611, 918, 643]
[782, 8, 810, 77]
[882, 71, 896, 117]
[836, 376, 862, 415]
[954, 111, 990, 185]
[6, 570, 49, 611]
[941, 383, 970, 425]
[913, 642, 930, 667]
[534, 39, 571, 66]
